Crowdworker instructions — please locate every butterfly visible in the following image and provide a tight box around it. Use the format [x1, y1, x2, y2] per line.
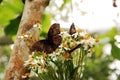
[31, 23, 78, 54]
[68, 23, 82, 53]
[31, 23, 62, 53]
[113, 0, 117, 7]
[69, 23, 76, 35]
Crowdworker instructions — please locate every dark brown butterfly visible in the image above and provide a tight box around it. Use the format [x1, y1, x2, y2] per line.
[68, 23, 82, 53]
[69, 23, 76, 35]
[31, 23, 62, 53]
[113, 0, 117, 7]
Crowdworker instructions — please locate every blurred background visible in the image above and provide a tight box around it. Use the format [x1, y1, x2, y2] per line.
[0, 0, 120, 80]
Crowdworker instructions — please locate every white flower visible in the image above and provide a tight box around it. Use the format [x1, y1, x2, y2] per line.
[89, 38, 95, 45]
[79, 31, 88, 37]
[72, 32, 79, 38]
[23, 27, 97, 79]
[22, 75, 27, 78]
[40, 59, 44, 64]
[114, 35, 120, 42]
[33, 23, 42, 29]
[61, 31, 71, 38]
[18, 35, 24, 39]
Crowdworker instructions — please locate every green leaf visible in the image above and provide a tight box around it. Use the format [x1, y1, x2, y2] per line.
[0, 6, 16, 25]
[98, 27, 117, 39]
[98, 33, 107, 39]
[0, 27, 3, 36]
[98, 27, 117, 43]
[106, 27, 117, 41]
[0, 0, 24, 26]
[94, 44, 104, 57]
[30, 70, 38, 78]
[0, 0, 2, 2]
[41, 13, 52, 37]
[64, 0, 71, 4]
[60, 0, 71, 10]
[2, 0, 24, 14]
[4, 16, 21, 36]
[111, 44, 120, 60]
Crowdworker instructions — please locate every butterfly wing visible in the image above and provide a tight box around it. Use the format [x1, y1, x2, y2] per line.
[69, 23, 76, 35]
[48, 23, 60, 37]
[48, 23, 62, 45]
[31, 23, 62, 53]
[31, 40, 44, 52]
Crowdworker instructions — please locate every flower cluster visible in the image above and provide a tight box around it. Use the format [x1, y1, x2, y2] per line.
[23, 28, 98, 79]
[60, 29, 98, 54]
[18, 23, 41, 39]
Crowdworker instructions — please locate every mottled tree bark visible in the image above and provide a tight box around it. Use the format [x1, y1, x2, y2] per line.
[4, 0, 49, 80]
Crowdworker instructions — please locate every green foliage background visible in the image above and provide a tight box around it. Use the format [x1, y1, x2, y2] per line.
[0, 0, 120, 80]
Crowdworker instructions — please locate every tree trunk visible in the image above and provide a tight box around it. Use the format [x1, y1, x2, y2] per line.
[4, 0, 49, 80]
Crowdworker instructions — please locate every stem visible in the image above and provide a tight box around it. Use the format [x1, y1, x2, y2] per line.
[68, 44, 82, 53]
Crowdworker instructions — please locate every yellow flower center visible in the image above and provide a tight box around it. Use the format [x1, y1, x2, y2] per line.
[84, 33, 91, 40]
[76, 29, 82, 33]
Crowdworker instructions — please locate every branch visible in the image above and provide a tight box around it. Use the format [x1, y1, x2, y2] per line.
[4, 0, 50, 80]
[68, 44, 82, 53]
[0, 36, 13, 45]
